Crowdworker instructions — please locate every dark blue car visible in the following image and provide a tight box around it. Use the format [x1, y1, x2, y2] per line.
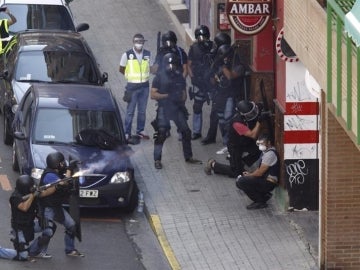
[12, 83, 139, 212]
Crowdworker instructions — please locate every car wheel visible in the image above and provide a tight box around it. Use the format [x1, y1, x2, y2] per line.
[123, 183, 139, 213]
[12, 142, 19, 172]
[4, 114, 13, 145]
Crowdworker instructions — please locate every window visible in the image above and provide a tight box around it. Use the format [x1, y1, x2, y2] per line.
[33, 108, 121, 144]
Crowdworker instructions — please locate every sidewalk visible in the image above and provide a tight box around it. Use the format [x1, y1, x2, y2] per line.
[71, 0, 319, 269]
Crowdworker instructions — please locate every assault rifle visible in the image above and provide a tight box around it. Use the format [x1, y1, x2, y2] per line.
[22, 174, 79, 201]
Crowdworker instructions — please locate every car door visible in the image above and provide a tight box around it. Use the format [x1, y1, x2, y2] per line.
[1, 36, 18, 114]
[13, 89, 34, 174]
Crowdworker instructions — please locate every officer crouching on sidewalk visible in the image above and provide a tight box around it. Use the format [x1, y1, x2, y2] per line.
[150, 52, 202, 169]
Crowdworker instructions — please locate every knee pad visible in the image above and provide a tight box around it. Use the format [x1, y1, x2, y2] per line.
[155, 128, 167, 144]
[193, 101, 203, 114]
[42, 219, 57, 237]
[65, 225, 77, 239]
[37, 234, 51, 248]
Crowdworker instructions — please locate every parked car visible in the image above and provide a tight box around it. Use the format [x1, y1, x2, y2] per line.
[0, 0, 89, 35]
[12, 83, 139, 211]
[0, 30, 108, 145]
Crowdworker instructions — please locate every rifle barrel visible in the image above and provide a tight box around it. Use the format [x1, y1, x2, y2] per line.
[21, 176, 74, 201]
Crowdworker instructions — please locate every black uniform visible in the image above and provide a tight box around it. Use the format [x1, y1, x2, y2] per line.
[212, 114, 261, 177]
[152, 70, 193, 162]
[188, 39, 215, 137]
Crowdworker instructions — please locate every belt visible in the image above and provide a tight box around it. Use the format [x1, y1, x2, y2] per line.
[266, 177, 278, 184]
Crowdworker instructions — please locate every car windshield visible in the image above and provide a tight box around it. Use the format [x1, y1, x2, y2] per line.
[15, 50, 99, 83]
[0, 4, 75, 33]
[33, 108, 122, 144]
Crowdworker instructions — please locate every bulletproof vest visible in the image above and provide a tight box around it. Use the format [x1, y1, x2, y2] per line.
[39, 169, 69, 207]
[190, 41, 214, 78]
[259, 149, 280, 179]
[10, 190, 37, 230]
[0, 20, 9, 39]
[158, 72, 185, 106]
[228, 115, 258, 148]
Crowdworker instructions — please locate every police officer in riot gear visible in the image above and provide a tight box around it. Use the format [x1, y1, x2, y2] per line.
[151, 53, 201, 169]
[204, 100, 262, 178]
[153, 30, 188, 78]
[201, 32, 232, 145]
[209, 43, 243, 154]
[8, 175, 56, 261]
[213, 32, 232, 52]
[39, 152, 84, 257]
[188, 25, 215, 140]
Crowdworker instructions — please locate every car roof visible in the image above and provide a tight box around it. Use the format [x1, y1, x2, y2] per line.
[31, 84, 117, 111]
[13, 30, 90, 53]
[1, 0, 66, 5]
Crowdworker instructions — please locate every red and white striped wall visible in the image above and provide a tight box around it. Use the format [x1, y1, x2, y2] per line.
[284, 63, 320, 160]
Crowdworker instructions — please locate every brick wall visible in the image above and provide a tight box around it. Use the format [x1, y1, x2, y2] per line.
[324, 108, 360, 269]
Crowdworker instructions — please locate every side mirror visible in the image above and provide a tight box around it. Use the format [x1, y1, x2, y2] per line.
[76, 23, 89, 32]
[14, 131, 25, 140]
[101, 72, 108, 83]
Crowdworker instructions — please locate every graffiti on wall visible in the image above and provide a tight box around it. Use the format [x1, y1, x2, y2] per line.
[284, 159, 319, 210]
[284, 144, 318, 160]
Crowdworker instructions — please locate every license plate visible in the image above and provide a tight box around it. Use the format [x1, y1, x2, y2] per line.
[79, 189, 98, 198]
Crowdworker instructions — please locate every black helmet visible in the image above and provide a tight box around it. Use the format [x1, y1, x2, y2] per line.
[46, 151, 65, 170]
[236, 100, 259, 122]
[162, 31, 177, 47]
[16, 175, 35, 195]
[214, 32, 231, 47]
[195, 25, 210, 39]
[216, 44, 233, 60]
[162, 52, 180, 75]
[162, 52, 180, 66]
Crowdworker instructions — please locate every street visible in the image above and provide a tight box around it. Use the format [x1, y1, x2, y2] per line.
[0, 122, 170, 270]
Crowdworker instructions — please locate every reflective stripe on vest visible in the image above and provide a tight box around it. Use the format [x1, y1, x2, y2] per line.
[125, 49, 150, 83]
[0, 19, 9, 52]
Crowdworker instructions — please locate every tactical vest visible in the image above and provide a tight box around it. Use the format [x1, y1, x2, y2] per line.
[10, 190, 37, 230]
[39, 169, 68, 207]
[190, 41, 214, 78]
[228, 115, 258, 148]
[259, 148, 280, 181]
[0, 19, 9, 52]
[124, 49, 150, 84]
[157, 72, 185, 107]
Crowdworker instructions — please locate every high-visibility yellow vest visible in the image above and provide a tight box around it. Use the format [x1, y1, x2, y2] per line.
[124, 49, 151, 83]
[0, 19, 9, 53]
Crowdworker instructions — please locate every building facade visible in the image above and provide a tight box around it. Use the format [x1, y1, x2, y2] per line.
[171, 0, 360, 268]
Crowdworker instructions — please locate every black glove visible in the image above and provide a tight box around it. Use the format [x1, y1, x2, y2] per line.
[67, 159, 79, 173]
[257, 113, 264, 123]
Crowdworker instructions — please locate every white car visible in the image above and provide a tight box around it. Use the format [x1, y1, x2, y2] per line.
[0, 0, 89, 33]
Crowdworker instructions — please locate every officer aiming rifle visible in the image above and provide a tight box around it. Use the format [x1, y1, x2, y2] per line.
[37, 152, 84, 257]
